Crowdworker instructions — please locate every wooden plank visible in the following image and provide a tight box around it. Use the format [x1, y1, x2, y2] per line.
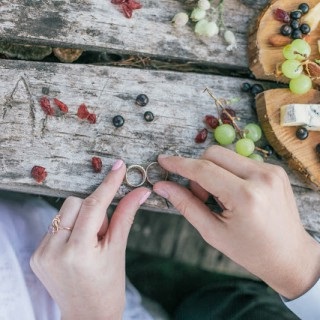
[0, 0, 268, 68]
[0, 59, 319, 232]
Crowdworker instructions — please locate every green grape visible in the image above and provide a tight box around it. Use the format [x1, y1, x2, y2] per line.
[248, 153, 264, 162]
[283, 40, 311, 61]
[281, 60, 303, 79]
[235, 138, 255, 157]
[244, 123, 262, 142]
[289, 74, 312, 94]
[214, 124, 236, 145]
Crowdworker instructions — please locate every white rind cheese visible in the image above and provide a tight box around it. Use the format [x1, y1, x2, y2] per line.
[280, 104, 320, 131]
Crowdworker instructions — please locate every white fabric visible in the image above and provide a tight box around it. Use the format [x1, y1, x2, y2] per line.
[283, 278, 320, 320]
[0, 193, 153, 320]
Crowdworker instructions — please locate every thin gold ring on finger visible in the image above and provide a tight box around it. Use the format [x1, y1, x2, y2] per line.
[125, 165, 147, 188]
[48, 214, 73, 234]
[146, 162, 168, 185]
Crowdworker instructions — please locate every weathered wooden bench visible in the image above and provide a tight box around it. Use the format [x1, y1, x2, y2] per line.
[0, 0, 319, 276]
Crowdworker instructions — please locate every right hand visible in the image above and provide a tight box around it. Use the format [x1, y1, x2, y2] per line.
[153, 146, 320, 300]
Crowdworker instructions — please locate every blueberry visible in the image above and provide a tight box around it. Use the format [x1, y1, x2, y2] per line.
[263, 145, 274, 156]
[291, 29, 303, 39]
[280, 24, 292, 36]
[144, 111, 154, 122]
[290, 19, 300, 30]
[296, 127, 308, 140]
[135, 94, 149, 107]
[298, 3, 309, 14]
[112, 115, 125, 127]
[290, 10, 302, 20]
[300, 23, 310, 34]
[250, 84, 264, 96]
[241, 82, 252, 92]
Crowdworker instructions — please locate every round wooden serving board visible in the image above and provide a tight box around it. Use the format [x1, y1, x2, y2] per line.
[256, 88, 320, 190]
[248, 0, 320, 87]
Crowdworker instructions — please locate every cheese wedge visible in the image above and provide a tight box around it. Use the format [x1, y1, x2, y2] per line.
[280, 104, 320, 131]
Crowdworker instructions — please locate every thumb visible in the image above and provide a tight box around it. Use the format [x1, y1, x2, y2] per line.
[106, 187, 151, 248]
[153, 181, 221, 238]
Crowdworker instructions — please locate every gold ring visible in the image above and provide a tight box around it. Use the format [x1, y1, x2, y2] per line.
[146, 162, 168, 185]
[125, 165, 147, 188]
[49, 214, 73, 234]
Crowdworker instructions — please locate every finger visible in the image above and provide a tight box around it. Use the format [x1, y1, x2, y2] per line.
[157, 155, 246, 211]
[40, 197, 83, 250]
[153, 181, 223, 242]
[69, 159, 125, 244]
[201, 145, 263, 179]
[190, 180, 209, 202]
[105, 187, 151, 250]
[98, 215, 109, 240]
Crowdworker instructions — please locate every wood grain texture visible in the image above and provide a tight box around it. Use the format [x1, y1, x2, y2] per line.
[0, 59, 319, 231]
[0, 0, 268, 68]
[249, 0, 320, 86]
[256, 88, 320, 190]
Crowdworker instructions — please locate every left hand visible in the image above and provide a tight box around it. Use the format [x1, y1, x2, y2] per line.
[30, 159, 151, 320]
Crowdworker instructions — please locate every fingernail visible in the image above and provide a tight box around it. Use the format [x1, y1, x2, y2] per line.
[154, 188, 169, 199]
[158, 154, 170, 160]
[112, 159, 123, 171]
[139, 191, 151, 205]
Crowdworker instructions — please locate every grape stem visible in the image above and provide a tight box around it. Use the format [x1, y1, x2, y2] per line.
[203, 88, 270, 157]
[203, 88, 243, 137]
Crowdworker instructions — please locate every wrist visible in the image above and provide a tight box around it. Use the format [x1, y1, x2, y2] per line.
[276, 232, 320, 300]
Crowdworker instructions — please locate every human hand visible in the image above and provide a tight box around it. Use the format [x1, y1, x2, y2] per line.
[30, 160, 151, 320]
[153, 146, 320, 300]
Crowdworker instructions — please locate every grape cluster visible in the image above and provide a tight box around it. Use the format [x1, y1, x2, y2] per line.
[195, 90, 265, 162]
[274, 3, 310, 39]
[281, 39, 313, 94]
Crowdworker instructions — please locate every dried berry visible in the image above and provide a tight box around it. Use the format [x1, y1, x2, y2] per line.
[91, 157, 102, 173]
[53, 98, 68, 113]
[87, 113, 97, 124]
[111, 0, 142, 19]
[273, 8, 290, 23]
[127, 0, 142, 10]
[136, 94, 149, 106]
[77, 103, 90, 119]
[40, 96, 54, 116]
[31, 166, 47, 183]
[204, 115, 219, 129]
[195, 128, 208, 143]
[113, 115, 125, 127]
[144, 111, 154, 122]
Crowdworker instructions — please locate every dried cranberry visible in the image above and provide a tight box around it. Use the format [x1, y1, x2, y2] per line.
[92, 157, 102, 173]
[40, 96, 54, 116]
[222, 108, 236, 118]
[222, 119, 233, 125]
[195, 128, 208, 143]
[87, 113, 97, 124]
[77, 103, 90, 119]
[273, 8, 290, 23]
[31, 166, 47, 183]
[127, 0, 142, 10]
[122, 3, 133, 18]
[53, 98, 68, 113]
[204, 115, 219, 129]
